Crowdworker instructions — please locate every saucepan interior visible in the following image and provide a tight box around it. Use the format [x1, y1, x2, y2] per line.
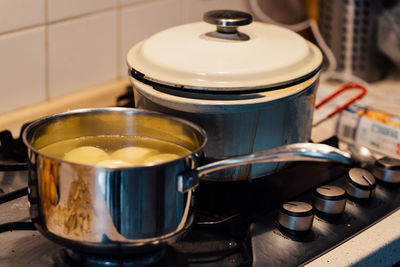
[25, 107, 206, 156]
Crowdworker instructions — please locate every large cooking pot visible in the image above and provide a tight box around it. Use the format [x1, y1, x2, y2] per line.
[22, 108, 351, 255]
[127, 10, 323, 181]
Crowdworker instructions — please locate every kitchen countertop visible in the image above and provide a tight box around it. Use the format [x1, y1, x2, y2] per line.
[305, 209, 400, 266]
[312, 75, 400, 143]
[306, 77, 400, 266]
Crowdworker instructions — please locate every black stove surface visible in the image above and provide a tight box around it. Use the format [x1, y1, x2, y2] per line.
[52, 246, 188, 267]
[250, 177, 400, 267]
[0, 162, 350, 267]
[1, 122, 399, 266]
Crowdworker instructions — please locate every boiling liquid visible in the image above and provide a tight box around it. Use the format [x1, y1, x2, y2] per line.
[39, 135, 191, 166]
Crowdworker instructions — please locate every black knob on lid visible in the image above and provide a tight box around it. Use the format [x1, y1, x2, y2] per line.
[373, 157, 400, 183]
[203, 10, 252, 34]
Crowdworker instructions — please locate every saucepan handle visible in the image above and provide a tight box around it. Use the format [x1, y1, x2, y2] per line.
[177, 143, 353, 193]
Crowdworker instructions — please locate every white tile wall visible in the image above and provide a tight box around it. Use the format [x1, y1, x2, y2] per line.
[120, 0, 144, 6]
[48, 10, 118, 98]
[47, 0, 117, 22]
[0, 0, 45, 34]
[120, 0, 182, 77]
[0, 0, 255, 115]
[0, 27, 46, 113]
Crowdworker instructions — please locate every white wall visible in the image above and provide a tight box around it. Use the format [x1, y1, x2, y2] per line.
[0, 0, 251, 114]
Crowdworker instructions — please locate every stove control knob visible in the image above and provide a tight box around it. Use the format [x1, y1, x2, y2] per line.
[345, 168, 376, 199]
[278, 201, 314, 232]
[372, 157, 400, 183]
[313, 185, 347, 215]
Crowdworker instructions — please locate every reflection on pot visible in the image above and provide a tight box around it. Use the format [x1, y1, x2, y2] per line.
[24, 108, 206, 254]
[127, 10, 323, 180]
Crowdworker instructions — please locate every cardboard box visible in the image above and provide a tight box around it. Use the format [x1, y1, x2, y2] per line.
[337, 105, 400, 159]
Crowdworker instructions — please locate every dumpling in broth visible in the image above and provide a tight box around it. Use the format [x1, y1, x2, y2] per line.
[97, 159, 132, 167]
[63, 146, 110, 165]
[144, 153, 181, 165]
[111, 146, 158, 165]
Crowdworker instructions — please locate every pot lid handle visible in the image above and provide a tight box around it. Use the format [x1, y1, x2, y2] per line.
[203, 10, 252, 34]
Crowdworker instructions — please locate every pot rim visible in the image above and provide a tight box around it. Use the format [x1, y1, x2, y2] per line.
[22, 107, 208, 169]
[129, 61, 322, 94]
[131, 72, 319, 113]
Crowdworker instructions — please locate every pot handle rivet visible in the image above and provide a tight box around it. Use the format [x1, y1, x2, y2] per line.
[177, 173, 199, 194]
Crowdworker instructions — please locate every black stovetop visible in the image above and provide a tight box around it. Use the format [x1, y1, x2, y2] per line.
[2, 158, 400, 267]
[1, 89, 400, 266]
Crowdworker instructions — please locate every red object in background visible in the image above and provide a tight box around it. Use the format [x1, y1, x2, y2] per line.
[316, 83, 367, 118]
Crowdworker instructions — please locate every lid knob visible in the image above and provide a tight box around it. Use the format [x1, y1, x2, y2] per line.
[203, 10, 252, 34]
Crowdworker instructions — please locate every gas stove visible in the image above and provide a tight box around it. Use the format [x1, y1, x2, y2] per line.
[1, 88, 400, 266]
[2, 152, 400, 266]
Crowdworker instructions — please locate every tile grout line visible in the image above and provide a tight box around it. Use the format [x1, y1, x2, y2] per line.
[121, 0, 157, 9]
[0, 6, 117, 38]
[117, 1, 123, 79]
[0, 0, 154, 39]
[0, 24, 45, 38]
[44, 0, 50, 100]
[41, 6, 118, 25]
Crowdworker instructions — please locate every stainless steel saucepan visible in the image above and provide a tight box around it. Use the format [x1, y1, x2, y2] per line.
[22, 107, 352, 255]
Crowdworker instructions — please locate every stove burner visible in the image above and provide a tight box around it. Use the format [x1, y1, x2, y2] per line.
[53, 246, 187, 267]
[0, 125, 29, 171]
[1, 128, 400, 266]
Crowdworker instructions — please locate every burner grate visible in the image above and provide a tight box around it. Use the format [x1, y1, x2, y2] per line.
[52, 246, 188, 267]
[0, 123, 29, 171]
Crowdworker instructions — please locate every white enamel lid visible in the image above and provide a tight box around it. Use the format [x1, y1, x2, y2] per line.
[127, 10, 322, 92]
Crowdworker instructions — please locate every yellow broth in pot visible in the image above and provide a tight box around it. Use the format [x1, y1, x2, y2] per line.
[39, 135, 191, 166]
